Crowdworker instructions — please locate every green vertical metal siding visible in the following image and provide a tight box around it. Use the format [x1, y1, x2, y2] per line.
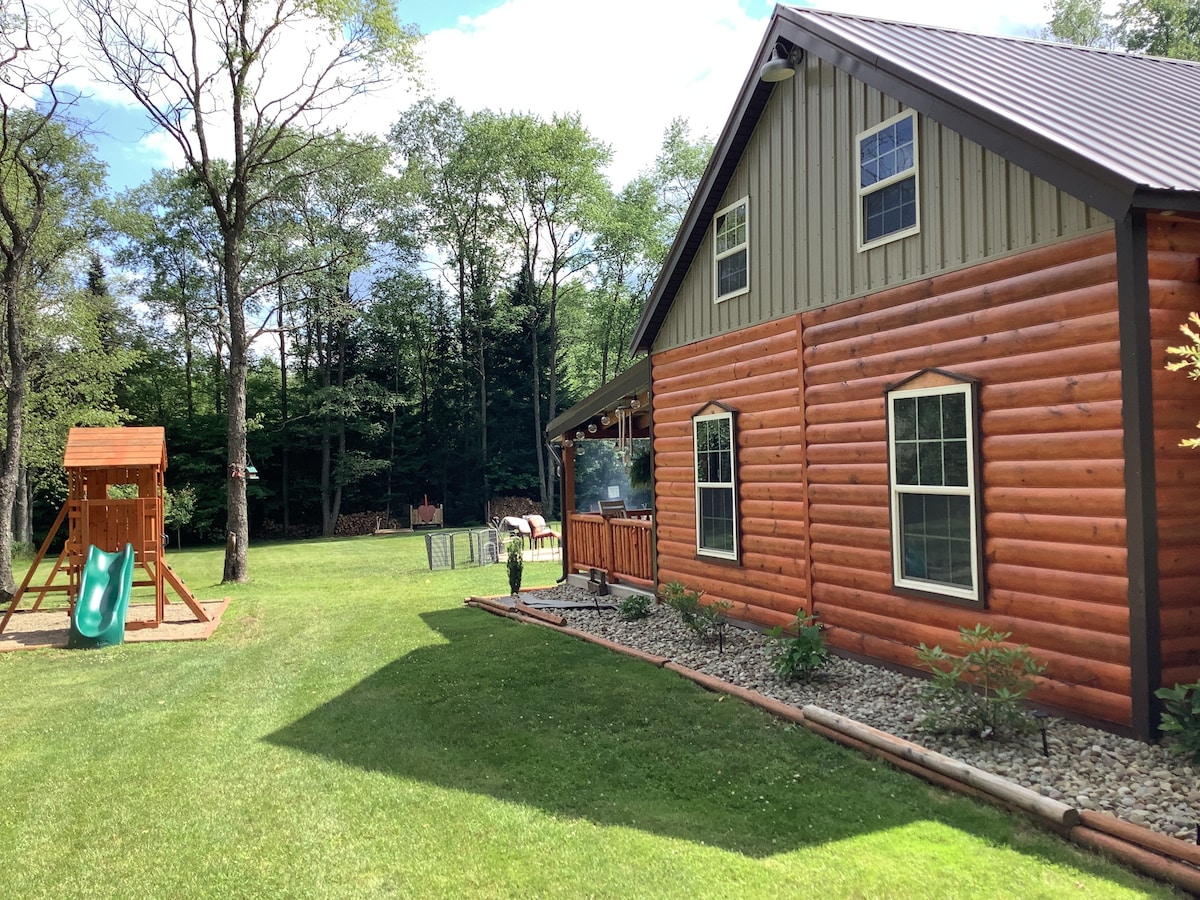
[654, 55, 1111, 354]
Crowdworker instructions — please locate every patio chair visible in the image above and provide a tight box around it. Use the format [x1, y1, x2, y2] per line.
[598, 499, 628, 518]
[496, 515, 532, 548]
[524, 514, 560, 549]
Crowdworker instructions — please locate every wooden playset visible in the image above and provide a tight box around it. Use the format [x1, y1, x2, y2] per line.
[0, 426, 210, 633]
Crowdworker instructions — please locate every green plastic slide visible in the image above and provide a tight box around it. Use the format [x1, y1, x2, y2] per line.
[68, 544, 136, 650]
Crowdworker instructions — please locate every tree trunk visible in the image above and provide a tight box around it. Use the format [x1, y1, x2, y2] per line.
[181, 262, 195, 426]
[320, 411, 334, 535]
[546, 282, 560, 519]
[279, 299, 290, 534]
[221, 239, 249, 583]
[0, 272, 27, 598]
[479, 326, 488, 520]
[13, 461, 30, 551]
[530, 304, 547, 510]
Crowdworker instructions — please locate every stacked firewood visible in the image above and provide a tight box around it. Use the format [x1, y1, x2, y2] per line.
[487, 496, 542, 521]
[334, 510, 402, 536]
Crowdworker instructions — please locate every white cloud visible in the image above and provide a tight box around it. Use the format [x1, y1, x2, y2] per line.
[388, 0, 1061, 190]
[30, 0, 1063, 191]
[412, 0, 767, 188]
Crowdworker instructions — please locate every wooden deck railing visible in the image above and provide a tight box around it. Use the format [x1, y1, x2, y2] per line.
[566, 513, 653, 586]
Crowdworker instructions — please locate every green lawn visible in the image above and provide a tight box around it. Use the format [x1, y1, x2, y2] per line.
[0, 533, 1177, 898]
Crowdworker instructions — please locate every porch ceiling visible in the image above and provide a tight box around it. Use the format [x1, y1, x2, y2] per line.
[546, 357, 652, 442]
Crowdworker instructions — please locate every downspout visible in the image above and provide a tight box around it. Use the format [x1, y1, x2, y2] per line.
[1115, 208, 1162, 741]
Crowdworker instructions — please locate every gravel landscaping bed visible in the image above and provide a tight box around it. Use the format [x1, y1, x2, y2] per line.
[530, 584, 1200, 842]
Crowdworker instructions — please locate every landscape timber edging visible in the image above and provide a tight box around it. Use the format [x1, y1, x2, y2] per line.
[464, 597, 1200, 895]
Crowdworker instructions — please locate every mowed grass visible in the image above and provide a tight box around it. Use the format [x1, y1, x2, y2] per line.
[0, 533, 1178, 898]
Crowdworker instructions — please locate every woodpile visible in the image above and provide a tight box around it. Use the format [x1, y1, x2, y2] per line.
[334, 510, 402, 536]
[488, 496, 542, 521]
[257, 519, 321, 540]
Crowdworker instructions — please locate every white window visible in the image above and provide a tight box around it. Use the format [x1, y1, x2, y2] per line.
[713, 197, 749, 302]
[694, 410, 737, 560]
[857, 110, 919, 250]
[887, 376, 980, 603]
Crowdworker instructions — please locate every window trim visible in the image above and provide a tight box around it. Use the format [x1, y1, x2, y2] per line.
[693, 407, 739, 561]
[713, 196, 749, 303]
[886, 373, 982, 604]
[856, 109, 920, 252]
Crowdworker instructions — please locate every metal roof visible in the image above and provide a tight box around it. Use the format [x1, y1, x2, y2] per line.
[631, 5, 1200, 354]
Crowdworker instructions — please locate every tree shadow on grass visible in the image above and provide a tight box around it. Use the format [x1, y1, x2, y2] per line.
[266, 609, 1059, 860]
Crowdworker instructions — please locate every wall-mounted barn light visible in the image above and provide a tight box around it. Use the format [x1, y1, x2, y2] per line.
[759, 39, 802, 82]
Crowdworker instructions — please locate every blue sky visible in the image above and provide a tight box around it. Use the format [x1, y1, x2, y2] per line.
[56, 0, 1052, 195]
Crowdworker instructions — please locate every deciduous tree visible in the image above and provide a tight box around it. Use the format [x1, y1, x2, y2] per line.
[78, 0, 419, 581]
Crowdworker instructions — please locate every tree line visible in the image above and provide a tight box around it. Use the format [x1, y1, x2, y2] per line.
[0, 0, 709, 596]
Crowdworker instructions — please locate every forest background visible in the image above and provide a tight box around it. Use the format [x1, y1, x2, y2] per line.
[1, 0, 1195, 593]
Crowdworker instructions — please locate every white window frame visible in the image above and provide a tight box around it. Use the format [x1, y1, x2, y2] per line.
[713, 197, 749, 303]
[887, 380, 980, 603]
[856, 110, 920, 252]
[693, 410, 738, 560]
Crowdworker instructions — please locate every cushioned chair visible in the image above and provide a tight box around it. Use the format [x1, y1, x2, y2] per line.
[524, 514, 560, 549]
[496, 515, 532, 547]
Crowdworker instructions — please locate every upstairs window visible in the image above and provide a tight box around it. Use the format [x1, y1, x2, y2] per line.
[714, 198, 749, 302]
[857, 111, 919, 250]
[887, 372, 981, 604]
[694, 407, 738, 560]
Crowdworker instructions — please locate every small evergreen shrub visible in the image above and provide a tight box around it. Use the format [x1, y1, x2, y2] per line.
[916, 624, 1046, 740]
[1156, 680, 1200, 763]
[618, 592, 652, 622]
[660, 580, 729, 640]
[766, 611, 828, 682]
[506, 538, 523, 595]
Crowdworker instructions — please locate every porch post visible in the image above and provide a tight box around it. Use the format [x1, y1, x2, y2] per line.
[561, 441, 575, 582]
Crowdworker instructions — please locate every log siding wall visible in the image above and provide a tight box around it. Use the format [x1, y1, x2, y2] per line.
[1147, 215, 1200, 690]
[652, 227, 1200, 728]
[654, 55, 1110, 355]
[802, 230, 1135, 726]
[653, 317, 809, 629]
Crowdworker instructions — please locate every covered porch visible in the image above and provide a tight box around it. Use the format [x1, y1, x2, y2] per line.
[547, 358, 654, 590]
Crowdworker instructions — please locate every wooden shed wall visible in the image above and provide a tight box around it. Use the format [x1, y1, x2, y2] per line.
[653, 54, 1111, 354]
[652, 316, 808, 628]
[1147, 215, 1200, 689]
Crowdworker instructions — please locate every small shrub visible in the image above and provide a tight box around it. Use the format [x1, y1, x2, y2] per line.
[1156, 680, 1200, 763]
[766, 611, 828, 682]
[916, 624, 1046, 740]
[660, 580, 730, 640]
[618, 592, 652, 622]
[506, 538, 523, 595]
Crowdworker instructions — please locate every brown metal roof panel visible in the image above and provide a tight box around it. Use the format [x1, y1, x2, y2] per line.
[792, 9, 1200, 193]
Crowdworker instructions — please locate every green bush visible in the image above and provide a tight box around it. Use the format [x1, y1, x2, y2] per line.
[618, 592, 652, 622]
[660, 580, 729, 640]
[766, 611, 829, 682]
[1156, 680, 1200, 763]
[916, 624, 1046, 740]
[506, 538, 523, 596]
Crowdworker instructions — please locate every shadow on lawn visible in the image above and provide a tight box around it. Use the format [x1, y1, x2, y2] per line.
[266, 609, 1027, 858]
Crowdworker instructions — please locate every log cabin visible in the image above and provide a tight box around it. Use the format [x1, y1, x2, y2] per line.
[620, 7, 1200, 739]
